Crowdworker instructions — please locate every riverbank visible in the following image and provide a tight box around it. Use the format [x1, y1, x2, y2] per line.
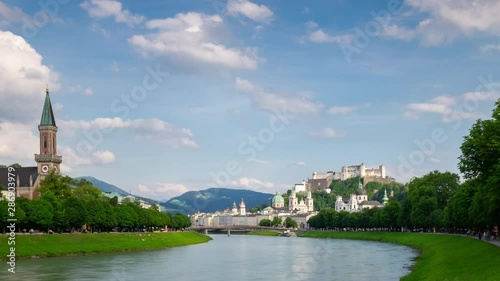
[299, 231, 500, 281]
[247, 230, 281, 236]
[0, 231, 211, 260]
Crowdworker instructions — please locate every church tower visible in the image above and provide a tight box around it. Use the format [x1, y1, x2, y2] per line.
[305, 188, 314, 212]
[35, 86, 62, 177]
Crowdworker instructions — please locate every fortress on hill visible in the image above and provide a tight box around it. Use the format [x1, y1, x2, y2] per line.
[294, 163, 395, 193]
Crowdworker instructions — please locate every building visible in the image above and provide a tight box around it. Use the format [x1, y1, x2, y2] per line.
[189, 192, 317, 229]
[1, 87, 62, 199]
[307, 163, 394, 192]
[334, 180, 384, 212]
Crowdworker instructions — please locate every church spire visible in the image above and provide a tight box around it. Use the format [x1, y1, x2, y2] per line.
[40, 85, 56, 126]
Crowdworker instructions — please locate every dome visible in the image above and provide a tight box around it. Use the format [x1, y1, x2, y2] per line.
[356, 188, 367, 196]
[272, 192, 285, 203]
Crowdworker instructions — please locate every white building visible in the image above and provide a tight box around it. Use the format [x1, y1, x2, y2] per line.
[340, 163, 386, 181]
[334, 180, 384, 212]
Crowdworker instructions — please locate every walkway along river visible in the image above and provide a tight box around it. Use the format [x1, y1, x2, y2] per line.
[8, 234, 417, 281]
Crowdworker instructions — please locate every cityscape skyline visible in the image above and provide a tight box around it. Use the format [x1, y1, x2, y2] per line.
[0, 0, 499, 201]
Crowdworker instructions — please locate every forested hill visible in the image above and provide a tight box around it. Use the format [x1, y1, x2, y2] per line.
[160, 188, 273, 215]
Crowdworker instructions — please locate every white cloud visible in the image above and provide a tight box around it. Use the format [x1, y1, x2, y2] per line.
[404, 91, 500, 122]
[382, 0, 500, 46]
[229, 177, 287, 194]
[0, 30, 60, 124]
[81, 0, 144, 26]
[286, 161, 306, 168]
[59, 117, 198, 148]
[310, 128, 345, 139]
[128, 12, 259, 73]
[429, 157, 441, 163]
[480, 44, 500, 53]
[226, 0, 274, 24]
[111, 60, 120, 72]
[235, 77, 324, 115]
[84, 88, 94, 96]
[59, 146, 116, 167]
[309, 29, 354, 44]
[0, 2, 29, 24]
[70, 84, 94, 96]
[136, 182, 190, 200]
[327, 106, 358, 115]
[248, 158, 271, 166]
[0, 122, 38, 164]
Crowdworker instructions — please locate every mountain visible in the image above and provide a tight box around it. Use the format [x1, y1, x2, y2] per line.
[160, 188, 273, 215]
[76, 176, 130, 196]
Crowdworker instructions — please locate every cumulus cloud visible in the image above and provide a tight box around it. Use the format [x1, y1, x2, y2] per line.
[234, 77, 324, 115]
[327, 106, 359, 115]
[226, 0, 274, 24]
[136, 182, 190, 200]
[381, 0, 500, 46]
[59, 146, 116, 167]
[128, 12, 259, 73]
[310, 128, 345, 139]
[81, 0, 144, 26]
[0, 31, 60, 124]
[59, 117, 198, 148]
[0, 122, 38, 164]
[404, 91, 500, 122]
[308, 29, 354, 44]
[229, 177, 288, 194]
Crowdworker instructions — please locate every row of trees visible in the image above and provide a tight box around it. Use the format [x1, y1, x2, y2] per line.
[258, 217, 298, 228]
[309, 99, 500, 231]
[0, 172, 191, 233]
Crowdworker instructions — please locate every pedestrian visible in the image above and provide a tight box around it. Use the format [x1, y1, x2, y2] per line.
[478, 230, 483, 240]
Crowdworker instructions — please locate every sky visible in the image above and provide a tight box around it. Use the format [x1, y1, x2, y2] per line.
[0, 0, 499, 201]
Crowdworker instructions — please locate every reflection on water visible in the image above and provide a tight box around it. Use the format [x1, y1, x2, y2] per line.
[4, 234, 417, 281]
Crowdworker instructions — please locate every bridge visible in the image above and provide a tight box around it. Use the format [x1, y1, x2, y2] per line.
[189, 225, 285, 235]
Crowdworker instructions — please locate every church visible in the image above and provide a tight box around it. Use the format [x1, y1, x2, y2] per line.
[0, 86, 62, 199]
[334, 180, 388, 212]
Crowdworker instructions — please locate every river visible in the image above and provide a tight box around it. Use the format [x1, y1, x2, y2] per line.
[7, 234, 417, 281]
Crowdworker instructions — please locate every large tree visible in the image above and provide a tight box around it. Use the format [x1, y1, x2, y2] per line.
[459, 100, 500, 226]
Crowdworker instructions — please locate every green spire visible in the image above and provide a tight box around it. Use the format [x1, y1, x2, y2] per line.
[383, 188, 389, 205]
[40, 85, 56, 126]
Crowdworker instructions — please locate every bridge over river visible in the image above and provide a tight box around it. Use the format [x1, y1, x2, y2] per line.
[189, 225, 285, 235]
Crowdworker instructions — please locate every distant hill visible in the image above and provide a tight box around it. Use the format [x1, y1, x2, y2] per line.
[160, 188, 273, 215]
[76, 176, 130, 196]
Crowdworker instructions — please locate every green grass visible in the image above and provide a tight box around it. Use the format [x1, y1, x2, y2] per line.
[0, 231, 211, 260]
[299, 231, 500, 281]
[247, 230, 281, 236]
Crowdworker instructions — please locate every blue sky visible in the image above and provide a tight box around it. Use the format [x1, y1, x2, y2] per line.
[1, 0, 499, 200]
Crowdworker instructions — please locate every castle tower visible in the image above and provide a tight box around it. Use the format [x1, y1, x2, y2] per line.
[305, 189, 314, 212]
[239, 198, 246, 216]
[35, 86, 62, 177]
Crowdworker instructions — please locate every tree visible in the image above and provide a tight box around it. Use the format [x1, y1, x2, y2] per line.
[458, 100, 500, 226]
[9, 163, 22, 168]
[272, 216, 282, 227]
[284, 217, 297, 228]
[38, 171, 73, 199]
[63, 196, 88, 230]
[259, 218, 272, 227]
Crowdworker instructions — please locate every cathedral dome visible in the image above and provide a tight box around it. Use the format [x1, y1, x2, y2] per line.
[356, 188, 367, 196]
[272, 192, 284, 203]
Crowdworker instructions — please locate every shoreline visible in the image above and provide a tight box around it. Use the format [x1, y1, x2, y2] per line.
[0, 231, 211, 261]
[298, 231, 500, 281]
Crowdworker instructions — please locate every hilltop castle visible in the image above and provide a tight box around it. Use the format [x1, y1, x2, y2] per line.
[0, 87, 62, 199]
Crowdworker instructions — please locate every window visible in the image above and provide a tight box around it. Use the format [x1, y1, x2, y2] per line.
[43, 136, 47, 149]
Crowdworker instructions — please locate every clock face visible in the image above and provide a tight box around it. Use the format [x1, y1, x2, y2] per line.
[42, 165, 49, 173]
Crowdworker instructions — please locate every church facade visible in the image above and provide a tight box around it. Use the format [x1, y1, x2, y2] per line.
[0, 87, 62, 199]
[334, 180, 387, 212]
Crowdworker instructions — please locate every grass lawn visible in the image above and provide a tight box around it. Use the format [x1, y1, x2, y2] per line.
[247, 230, 281, 236]
[0, 231, 211, 260]
[299, 231, 500, 281]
